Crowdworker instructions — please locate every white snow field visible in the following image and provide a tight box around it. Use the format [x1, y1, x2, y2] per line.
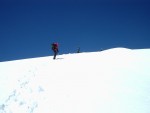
[0, 48, 150, 113]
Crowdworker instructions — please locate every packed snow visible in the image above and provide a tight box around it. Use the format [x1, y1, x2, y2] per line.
[0, 48, 150, 113]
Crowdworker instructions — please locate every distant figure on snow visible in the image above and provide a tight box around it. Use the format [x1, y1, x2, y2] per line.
[77, 47, 80, 53]
[51, 42, 59, 59]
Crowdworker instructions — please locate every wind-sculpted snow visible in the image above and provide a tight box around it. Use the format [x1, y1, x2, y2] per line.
[0, 48, 150, 113]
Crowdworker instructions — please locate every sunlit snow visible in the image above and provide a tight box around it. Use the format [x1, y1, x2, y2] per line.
[0, 48, 150, 113]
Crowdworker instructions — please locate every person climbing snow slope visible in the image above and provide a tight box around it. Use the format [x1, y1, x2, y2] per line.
[51, 42, 59, 59]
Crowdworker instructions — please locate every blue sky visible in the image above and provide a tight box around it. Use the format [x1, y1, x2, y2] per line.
[0, 0, 150, 61]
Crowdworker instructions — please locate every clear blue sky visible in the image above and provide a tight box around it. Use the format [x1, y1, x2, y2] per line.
[0, 0, 150, 61]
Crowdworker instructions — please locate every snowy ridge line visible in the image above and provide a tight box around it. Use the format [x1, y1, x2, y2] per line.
[0, 47, 131, 63]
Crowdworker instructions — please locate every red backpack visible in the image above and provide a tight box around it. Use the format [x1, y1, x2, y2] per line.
[52, 43, 58, 50]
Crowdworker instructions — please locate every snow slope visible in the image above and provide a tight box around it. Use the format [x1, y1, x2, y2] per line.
[0, 48, 150, 113]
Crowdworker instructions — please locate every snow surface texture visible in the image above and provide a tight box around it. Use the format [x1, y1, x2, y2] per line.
[0, 48, 150, 113]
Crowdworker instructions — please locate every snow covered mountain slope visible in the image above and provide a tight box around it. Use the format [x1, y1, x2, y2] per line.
[0, 48, 150, 113]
